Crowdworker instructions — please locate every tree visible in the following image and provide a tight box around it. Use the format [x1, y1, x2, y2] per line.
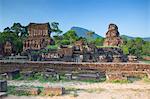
[50, 22, 62, 36]
[121, 45, 129, 55]
[60, 39, 70, 45]
[63, 30, 79, 44]
[120, 37, 149, 58]
[3, 27, 11, 33]
[142, 41, 150, 56]
[20, 26, 28, 38]
[125, 39, 135, 55]
[86, 31, 94, 42]
[0, 31, 23, 54]
[10, 23, 28, 38]
[53, 35, 63, 45]
[91, 37, 104, 46]
[0, 23, 27, 54]
[134, 37, 144, 49]
[133, 38, 144, 57]
[11, 23, 23, 36]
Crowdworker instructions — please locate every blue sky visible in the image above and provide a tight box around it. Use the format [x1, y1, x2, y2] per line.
[0, 0, 149, 37]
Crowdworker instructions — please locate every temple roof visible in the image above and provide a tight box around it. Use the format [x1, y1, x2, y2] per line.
[28, 22, 51, 30]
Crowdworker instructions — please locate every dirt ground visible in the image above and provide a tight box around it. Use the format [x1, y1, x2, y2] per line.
[3, 80, 150, 99]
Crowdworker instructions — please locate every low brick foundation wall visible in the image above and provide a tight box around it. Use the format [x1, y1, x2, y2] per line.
[0, 61, 150, 74]
[143, 56, 150, 61]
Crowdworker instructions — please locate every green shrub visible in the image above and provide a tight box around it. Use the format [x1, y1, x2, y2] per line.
[46, 45, 58, 50]
[60, 39, 70, 45]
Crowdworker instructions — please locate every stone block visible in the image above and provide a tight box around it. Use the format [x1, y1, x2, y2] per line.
[128, 55, 138, 62]
[29, 88, 40, 95]
[106, 72, 127, 81]
[0, 73, 7, 80]
[113, 55, 122, 62]
[0, 92, 7, 98]
[43, 71, 57, 78]
[0, 80, 7, 92]
[7, 69, 20, 79]
[15, 87, 40, 95]
[23, 71, 34, 79]
[65, 73, 72, 80]
[43, 87, 65, 96]
[77, 73, 100, 80]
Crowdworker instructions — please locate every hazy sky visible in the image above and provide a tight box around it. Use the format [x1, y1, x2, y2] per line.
[0, 0, 149, 37]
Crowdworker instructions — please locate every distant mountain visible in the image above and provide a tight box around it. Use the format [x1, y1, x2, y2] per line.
[121, 35, 134, 40]
[64, 27, 150, 41]
[143, 37, 150, 41]
[71, 27, 102, 39]
[121, 35, 150, 41]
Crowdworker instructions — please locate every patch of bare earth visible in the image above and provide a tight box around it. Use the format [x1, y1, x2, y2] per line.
[4, 80, 150, 99]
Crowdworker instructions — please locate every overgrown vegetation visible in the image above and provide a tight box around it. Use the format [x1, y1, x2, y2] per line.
[7, 85, 43, 96]
[107, 79, 131, 84]
[142, 76, 150, 83]
[12, 72, 104, 83]
[7, 86, 30, 96]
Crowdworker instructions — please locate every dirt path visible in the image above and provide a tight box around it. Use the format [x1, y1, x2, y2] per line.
[4, 80, 150, 99]
[7, 80, 150, 90]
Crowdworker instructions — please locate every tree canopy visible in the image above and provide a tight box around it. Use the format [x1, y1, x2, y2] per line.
[121, 37, 150, 58]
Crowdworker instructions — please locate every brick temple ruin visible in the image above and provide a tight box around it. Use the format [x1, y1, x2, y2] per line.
[0, 23, 138, 62]
[103, 23, 123, 46]
[23, 23, 52, 51]
[40, 23, 128, 62]
[0, 41, 13, 57]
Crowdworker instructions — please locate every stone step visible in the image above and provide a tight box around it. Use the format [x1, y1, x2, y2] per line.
[0, 92, 7, 98]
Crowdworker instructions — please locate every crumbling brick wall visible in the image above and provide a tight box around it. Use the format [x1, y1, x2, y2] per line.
[0, 62, 150, 74]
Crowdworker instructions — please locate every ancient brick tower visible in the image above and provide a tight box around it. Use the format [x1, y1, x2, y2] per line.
[23, 23, 51, 51]
[4, 41, 12, 56]
[103, 24, 123, 46]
